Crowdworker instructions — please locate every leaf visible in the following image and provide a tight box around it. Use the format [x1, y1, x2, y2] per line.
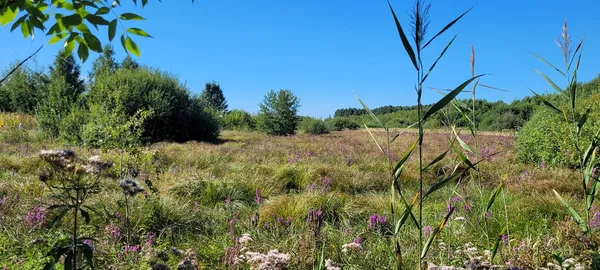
[553, 189, 588, 234]
[387, 0, 418, 71]
[0, 3, 19, 26]
[421, 206, 455, 259]
[48, 33, 68, 44]
[364, 124, 385, 156]
[422, 35, 456, 84]
[20, 20, 31, 38]
[528, 51, 567, 77]
[395, 239, 403, 269]
[10, 14, 27, 32]
[422, 75, 485, 122]
[142, 0, 149, 7]
[48, 207, 70, 228]
[108, 19, 117, 41]
[491, 225, 507, 262]
[424, 168, 469, 199]
[78, 42, 89, 62]
[80, 241, 94, 267]
[568, 38, 584, 72]
[126, 27, 153, 38]
[119, 12, 145, 20]
[60, 14, 82, 27]
[353, 91, 385, 129]
[393, 138, 417, 180]
[46, 21, 66, 36]
[123, 35, 141, 56]
[83, 33, 102, 52]
[63, 38, 76, 57]
[95, 7, 110, 15]
[451, 138, 476, 171]
[422, 7, 473, 49]
[452, 126, 472, 153]
[395, 191, 420, 234]
[486, 174, 505, 214]
[422, 149, 449, 171]
[86, 14, 109, 25]
[534, 67, 564, 94]
[527, 87, 563, 115]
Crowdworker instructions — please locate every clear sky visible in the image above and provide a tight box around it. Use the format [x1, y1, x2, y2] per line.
[1, 0, 599, 118]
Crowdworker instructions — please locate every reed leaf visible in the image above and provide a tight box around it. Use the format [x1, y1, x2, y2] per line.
[452, 126, 472, 153]
[365, 124, 386, 156]
[451, 100, 476, 136]
[395, 239, 403, 269]
[422, 75, 484, 122]
[354, 92, 385, 129]
[485, 174, 506, 214]
[423, 148, 449, 172]
[553, 189, 589, 234]
[423, 168, 469, 199]
[387, 0, 418, 71]
[491, 225, 507, 262]
[422, 7, 472, 50]
[421, 35, 456, 84]
[395, 191, 420, 234]
[568, 38, 584, 72]
[421, 206, 455, 259]
[534, 67, 564, 94]
[527, 87, 563, 115]
[528, 50, 567, 77]
[393, 138, 418, 180]
[451, 139, 477, 171]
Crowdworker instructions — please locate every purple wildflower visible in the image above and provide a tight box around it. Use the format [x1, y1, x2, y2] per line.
[502, 234, 508, 245]
[321, 177, 332, 193]
[353, 237, 361, 244]
[539, 161, 546, 169]
[147, 231, 155, 246]
[463, 200, 472, 213]
[424, 226, 433, 238]
[106, 223, 121, 241]
[255, 188, 261, 205]
[368, 214, 378, 229]
[25, 204, 45, 229]
[225, 194, 231, 206]
[452, 196, 461, 203]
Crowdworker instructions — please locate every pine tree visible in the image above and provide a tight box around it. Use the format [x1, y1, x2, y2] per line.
[199, 81, 228, 113]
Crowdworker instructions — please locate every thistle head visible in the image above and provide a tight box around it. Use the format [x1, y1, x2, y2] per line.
[119, 178, 145, 197]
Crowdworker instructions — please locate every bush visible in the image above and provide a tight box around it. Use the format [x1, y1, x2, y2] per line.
[257, 89, 300, 136]
[221, 109, 255, 131]
[328, 117, 360, 131]
[299, 117, 329, 135]
[86, 67, 220, 145]
[516, 93, 600, 168]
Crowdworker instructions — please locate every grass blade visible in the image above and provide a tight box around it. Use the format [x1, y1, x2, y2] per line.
[451, 139, 477, 171]
[485, 174, 506, 214]
[528, 50, 567, 77]
[568, 38, 584, 72]
[421, 35, 457, 84]
[534, 67, 564, 94]
[423, 148, 449, 171]
[395, 239, 403, 269]
[364, 124, 385, 156]
[451, 100, 476, 136]
[393, 138, 418, 180]
[421, 206, 455, 259]
[527, 86, 563, 115]
[423, 168, 469, 199]
[422, 7, 473, 50]
[491, 225, 507, 262]
[452, 126, 472, 153]
[387, 0, 418, 71]
[553, 189, 588, 234]
[353, 90, 385, 129]
[423, 75, 485, 122]
[395, 191, 420, 234]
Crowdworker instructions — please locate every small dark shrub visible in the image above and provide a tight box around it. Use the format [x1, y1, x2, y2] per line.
[299, 118, 329, 135]
[328, 117, 360, 131]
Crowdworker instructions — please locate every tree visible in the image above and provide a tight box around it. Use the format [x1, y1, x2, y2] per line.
[121, 55, 140, 70]
[91, 45, 119, 77]
[257, 89, 300, 136]
[0, 0, 191, 63]
[199, 81, 228, 113]
[36, 50, 85, 137]
[0, 60, 47, 113]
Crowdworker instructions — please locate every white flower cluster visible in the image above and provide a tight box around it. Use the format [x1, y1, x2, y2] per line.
[246, 249, 291, 270]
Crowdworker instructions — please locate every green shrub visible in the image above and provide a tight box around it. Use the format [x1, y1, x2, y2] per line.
[298, 117, 329, 135]
[221, 109, 255, 130]
[327, 117, 360, 131]
[256, 89, 300, 136]
[86, 67, 220, 144]
[516, 93, 600, 168]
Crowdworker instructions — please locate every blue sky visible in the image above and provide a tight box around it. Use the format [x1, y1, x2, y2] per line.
[1, 0, 599, 118]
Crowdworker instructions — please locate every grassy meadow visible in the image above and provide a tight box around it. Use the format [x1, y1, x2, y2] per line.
[0, 113, 589, 269]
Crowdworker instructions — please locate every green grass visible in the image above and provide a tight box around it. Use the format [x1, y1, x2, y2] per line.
[0, 125, 592, 269]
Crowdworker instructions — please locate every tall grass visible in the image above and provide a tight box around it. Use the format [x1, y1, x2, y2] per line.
[353, 0, 485, 268]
